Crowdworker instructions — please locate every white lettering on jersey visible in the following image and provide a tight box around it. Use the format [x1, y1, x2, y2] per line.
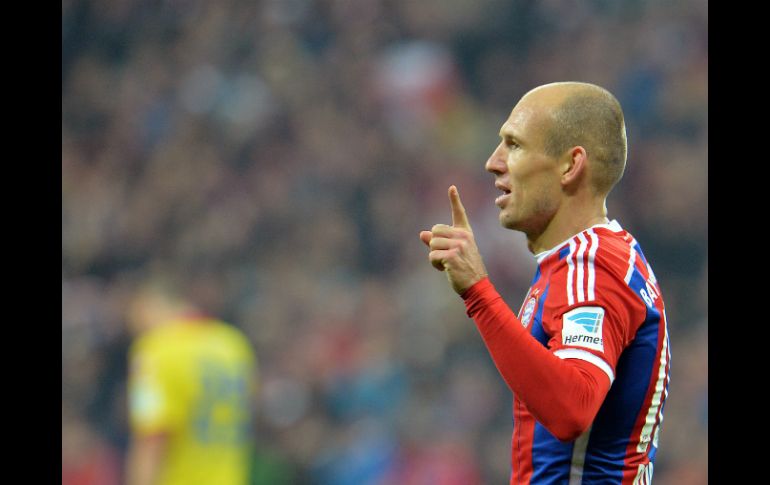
[640, 276, 659, 308]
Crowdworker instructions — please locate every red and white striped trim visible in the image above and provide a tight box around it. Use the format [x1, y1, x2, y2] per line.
[554, 348, 615, 383]
[586, 231, 599, 301]
[624, 238, 638, 284]
[566, 231, 599, 305]
[567, 239, 577, 305]
[575, 233, 588, 303]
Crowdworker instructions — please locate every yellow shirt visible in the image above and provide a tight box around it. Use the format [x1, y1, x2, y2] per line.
[128, 316, 257, 485]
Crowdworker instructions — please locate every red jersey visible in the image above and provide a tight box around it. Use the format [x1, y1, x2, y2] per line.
[462, 220, 670, 484]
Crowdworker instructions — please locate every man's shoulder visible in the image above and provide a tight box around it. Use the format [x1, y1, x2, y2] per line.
[592, 227, 635, 268]
[540, 226, 644, 313]
[546, 225, 632, 275]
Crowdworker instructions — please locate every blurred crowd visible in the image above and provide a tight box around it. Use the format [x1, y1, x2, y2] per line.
[62, 0, 707, 483]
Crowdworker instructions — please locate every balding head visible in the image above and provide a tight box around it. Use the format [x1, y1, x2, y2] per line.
[521, 82, 627, 195]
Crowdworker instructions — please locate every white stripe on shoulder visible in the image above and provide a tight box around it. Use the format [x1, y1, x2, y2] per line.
[566, 239, 577, 306]
[534, 220, 621, 264]
[624, 243, 637, 284]
[554, 348, 615, 383]
[607, 219, 623, 232]
[575, 233, 588, 303]
[646, 261, 657, 285]
[587, 230, 599, 301]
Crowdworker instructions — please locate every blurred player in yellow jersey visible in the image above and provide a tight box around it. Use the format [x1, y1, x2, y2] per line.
[125, 277, 258, 485]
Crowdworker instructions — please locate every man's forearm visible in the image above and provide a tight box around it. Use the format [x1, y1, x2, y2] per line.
[462, 277, 610, 442]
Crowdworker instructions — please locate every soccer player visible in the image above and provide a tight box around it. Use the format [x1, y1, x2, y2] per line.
[125, 277, 258, 485]
[419, 82, 670, 484]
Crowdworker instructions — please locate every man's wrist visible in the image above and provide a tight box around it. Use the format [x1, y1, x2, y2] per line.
[461, 277, 502, 320]
[460, 275, 492, 300]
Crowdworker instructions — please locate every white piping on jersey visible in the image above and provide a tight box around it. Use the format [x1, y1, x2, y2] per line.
[636, 320, 669, 453]
[624, 242, 637, 285]
[646, 261, 657, 286]
[537, 225, 606, 306]
[566, 239, 577, 306]
[534, 219, 624, 265]
[569, 231, 598, 305]
[568, 425, 593, 485]
[554, 348, 615, 384]
[605, 219, 623, 232]
[575, 233, 588, 303]
[587, 230, 599, 301]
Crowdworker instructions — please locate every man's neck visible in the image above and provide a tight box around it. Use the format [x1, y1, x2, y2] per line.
[526, 201, 609, 255]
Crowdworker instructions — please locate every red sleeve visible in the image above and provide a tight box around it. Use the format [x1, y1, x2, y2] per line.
[462, 277, 611, 442]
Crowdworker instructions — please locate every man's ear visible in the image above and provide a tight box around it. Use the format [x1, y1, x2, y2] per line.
[561, 146, 587, 187]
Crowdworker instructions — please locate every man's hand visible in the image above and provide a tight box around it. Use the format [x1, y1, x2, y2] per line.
[419, 185, 488, 295]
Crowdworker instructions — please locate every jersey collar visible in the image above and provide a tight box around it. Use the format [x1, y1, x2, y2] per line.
[534, 219, 623, 265]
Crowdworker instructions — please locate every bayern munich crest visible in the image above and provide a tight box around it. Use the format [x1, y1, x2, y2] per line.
[521, 297, 537, 328]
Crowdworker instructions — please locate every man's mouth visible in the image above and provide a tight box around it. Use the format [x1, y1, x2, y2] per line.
[495, 184, 511, 207]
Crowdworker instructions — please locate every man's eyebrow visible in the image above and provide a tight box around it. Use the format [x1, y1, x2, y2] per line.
[499, 125, 520, 141]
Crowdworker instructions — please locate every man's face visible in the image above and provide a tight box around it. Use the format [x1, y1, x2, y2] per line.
[485, 96, 563, 236]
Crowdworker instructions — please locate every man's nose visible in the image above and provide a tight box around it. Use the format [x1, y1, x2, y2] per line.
[485, 143, 507, 175]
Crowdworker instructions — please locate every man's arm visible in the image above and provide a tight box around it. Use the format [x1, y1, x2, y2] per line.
[420, 186, 610, 442]
[462, 277, 611, 442]
[126, 340, 173, 485]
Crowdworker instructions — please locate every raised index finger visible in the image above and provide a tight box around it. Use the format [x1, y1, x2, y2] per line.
[449, 185, 470, 230]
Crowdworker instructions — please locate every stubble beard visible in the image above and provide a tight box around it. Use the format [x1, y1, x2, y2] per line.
[500, 197, 557, 247]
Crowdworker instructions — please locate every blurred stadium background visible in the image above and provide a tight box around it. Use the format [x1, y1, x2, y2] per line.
[62, 0, 707, 483]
